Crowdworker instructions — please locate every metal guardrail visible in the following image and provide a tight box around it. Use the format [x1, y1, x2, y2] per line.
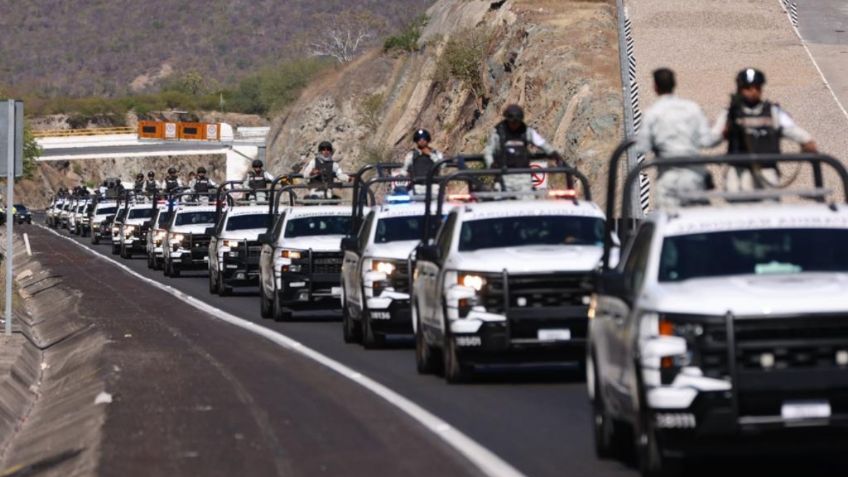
[32, 127, 136, 138]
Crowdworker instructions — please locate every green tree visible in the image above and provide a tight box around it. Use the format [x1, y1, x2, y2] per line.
[22, 126, 41, 179]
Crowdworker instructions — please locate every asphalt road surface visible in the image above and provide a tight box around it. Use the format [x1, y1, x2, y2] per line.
[31, 217, 848, 477]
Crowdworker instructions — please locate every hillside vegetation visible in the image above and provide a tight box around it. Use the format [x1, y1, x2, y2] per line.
[0, 0, 433, 97]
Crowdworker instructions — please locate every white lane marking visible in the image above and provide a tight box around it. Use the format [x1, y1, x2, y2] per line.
[778, 0, 848, 124]
[38, 225, 524, 477]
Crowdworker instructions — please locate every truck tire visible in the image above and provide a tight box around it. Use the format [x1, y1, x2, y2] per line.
[443, 330, 471, 384]
[259, 284, 273, 319]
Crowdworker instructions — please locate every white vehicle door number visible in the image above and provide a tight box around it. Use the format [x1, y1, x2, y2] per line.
[781, 400, 831, 420]
[538, 329, 571, 341]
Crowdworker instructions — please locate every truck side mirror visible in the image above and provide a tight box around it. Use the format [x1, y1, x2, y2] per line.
[599, 270, 629, 297]
[204, 227, 216, 236]
[416, 244, 440, 263]
[340, 237, 358, 252]
[257, 233, 271, 245]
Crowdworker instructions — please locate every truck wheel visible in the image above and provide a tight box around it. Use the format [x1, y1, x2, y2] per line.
[216, 273, 231, 296]
[111, 244, 120, 255]
[92, 234, 100, 245]
[259, 284, 272, 319]
[443, 331, 471, 384]
[120, 245, 130, 259]
[590, 352, 626, 459]
[163, 259, 172, 277]
[635, 375, 682, 477]
[272, 287, 292, 321]
[362, 314, 385, 349]
[171, 263, 181, 278]
[208, 270, 218, 294]
[342, 307, 361, 343]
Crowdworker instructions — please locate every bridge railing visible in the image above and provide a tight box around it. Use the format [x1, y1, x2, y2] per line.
[32, 127, 136, 138]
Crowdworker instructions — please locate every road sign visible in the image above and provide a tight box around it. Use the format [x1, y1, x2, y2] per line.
[164, 122, 177, 139]
[0, 99, 21, 336]
[0, 101, 23, 178]
[530, 161, 547, 189]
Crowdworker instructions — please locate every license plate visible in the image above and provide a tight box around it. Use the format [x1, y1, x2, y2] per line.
[331, 286, 342, 296]
[781, 400, 831, 420]
[538, 329, 571, 341]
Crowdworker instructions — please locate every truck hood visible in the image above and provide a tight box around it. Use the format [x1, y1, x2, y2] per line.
[220, 228, 265, 241]
[646, 273, 848, 316]
[170, 224, 213, 235]
[125, 218, 149, 225]
[448, 245, 603, 273]
[364, 240, 418, 260]
[279, 235, 345, 252]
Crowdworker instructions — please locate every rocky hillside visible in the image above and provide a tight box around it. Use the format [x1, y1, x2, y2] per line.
[266, 0, 623, 200]
[0, 0, 433, 96]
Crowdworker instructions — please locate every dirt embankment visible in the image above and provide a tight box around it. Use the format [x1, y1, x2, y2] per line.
[266, 0, 623, 199]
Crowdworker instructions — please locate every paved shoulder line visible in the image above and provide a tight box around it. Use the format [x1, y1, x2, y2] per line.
[778, 0, 848, 123]
[37, 225, 523, 477]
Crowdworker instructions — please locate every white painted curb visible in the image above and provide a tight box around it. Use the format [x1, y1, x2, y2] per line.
[37, 225, 524, 477]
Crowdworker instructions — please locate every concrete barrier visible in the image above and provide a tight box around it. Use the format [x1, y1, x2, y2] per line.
[0, 234, 105, 477]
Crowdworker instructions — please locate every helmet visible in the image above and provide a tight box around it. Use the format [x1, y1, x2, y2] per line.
[736, 68, 766, 89]
[167, 167, 177, 174]
[197, 166, 207, 174]
[318, 141, 334, 152]
[252, 159, 263, 168]
[147, 171, 155, 178]
[413, 129, 431, 143]
[136, 173, 144, 179]
[503, 104, 525, 121]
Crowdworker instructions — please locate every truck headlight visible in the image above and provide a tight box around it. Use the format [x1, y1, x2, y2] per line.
[124, 225, 136, 236]
[373, 261, 396, 275]
[459, 274, 486, 292]
[281, 249, 302, 259]
[170, 233, 185, 244]
[223, 239, 241, 248]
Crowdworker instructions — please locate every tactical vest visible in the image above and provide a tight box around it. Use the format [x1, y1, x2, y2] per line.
[248, 171, 268, 190]
[133, 180, 144, 193]
[194, 177, 210, 194]
[728, 101, 782, 155]
[164, 176, 180, 193]
[145, 180, 158, 194]
[492, 122, 530, 168]
[410, 149, 435, 182]
[315, 158, 335, 183]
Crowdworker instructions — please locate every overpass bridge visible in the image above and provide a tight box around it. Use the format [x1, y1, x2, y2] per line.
[34, 124, 269, 181]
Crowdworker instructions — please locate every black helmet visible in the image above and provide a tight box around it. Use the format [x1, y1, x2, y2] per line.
[413, 129, 431, 143]
[252, 159, 263, 168]
[168, 167, 177, 174]
[503, 104, 525, 122]
[136, 173, 144, 179]
[147, 171, 155, 178]
[736, 68, 766, 89]
[318, 141, 334, 152]
[197, 166, 207, 174]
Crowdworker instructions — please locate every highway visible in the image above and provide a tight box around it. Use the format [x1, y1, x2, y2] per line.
[33, 220, 846, 477]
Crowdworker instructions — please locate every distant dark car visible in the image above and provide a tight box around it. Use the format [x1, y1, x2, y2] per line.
[13, 204, 32, 224]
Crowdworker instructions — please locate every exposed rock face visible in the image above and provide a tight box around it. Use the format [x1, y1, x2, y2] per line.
[266, 0, 623, 201]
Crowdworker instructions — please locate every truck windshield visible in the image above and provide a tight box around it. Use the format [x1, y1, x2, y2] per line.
[96, 206, 117, 215]
[175, 211, 216, 226]
[155, 211, 172, 228]
[659, 228, 848, 282]
[285, 216, 351, 238]
[458, 216, 604, 252]
[226, 214, 269, 231]
[128, 208, 153, 219]
[375, 216, 425, 243]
